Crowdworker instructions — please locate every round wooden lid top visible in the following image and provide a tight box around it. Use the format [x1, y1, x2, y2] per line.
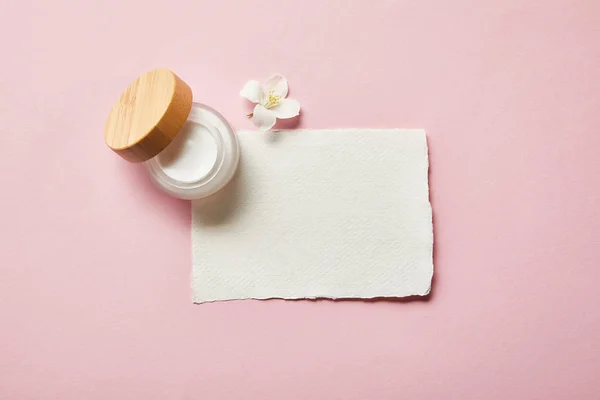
[104, 68, 193, 162]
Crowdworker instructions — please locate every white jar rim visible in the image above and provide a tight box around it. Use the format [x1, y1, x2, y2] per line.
[146, 103, 240, 200]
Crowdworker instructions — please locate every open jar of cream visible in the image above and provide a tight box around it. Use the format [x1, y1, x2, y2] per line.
[104, 68, 239, 200]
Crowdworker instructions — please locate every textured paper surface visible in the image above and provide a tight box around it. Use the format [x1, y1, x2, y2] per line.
[192, 129, 432, 303]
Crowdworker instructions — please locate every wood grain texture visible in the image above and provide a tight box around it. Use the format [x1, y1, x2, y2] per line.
[104, 68, 193, 162]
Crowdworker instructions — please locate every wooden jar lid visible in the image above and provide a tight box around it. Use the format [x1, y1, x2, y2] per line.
[104, 68, 193, 162]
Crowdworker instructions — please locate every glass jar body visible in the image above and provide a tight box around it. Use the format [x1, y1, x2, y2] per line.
[145, 103, 240, 200]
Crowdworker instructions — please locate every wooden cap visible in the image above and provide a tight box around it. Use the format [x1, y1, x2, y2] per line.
[104, 68, 193, 162]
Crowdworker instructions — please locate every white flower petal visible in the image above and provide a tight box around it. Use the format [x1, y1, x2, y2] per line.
[264, 75, 288, 98]
[240, 80, 263, 103]
[252, 104, 277, 131]
[271, 98, 300, 119]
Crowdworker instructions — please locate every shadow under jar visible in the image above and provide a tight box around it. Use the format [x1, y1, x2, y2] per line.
[104, 68, 240, 200]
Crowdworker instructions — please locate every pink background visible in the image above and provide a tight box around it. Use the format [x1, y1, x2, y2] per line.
[1, 0, 600, 398]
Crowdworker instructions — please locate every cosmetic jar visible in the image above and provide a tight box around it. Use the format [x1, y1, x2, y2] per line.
[104, 68, 240, 200]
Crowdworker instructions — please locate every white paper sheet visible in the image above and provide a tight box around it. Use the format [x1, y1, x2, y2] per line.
[192, 129, 433, 303]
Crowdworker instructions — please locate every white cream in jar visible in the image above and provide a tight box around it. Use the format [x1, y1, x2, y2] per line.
[104, 69, 239, 199]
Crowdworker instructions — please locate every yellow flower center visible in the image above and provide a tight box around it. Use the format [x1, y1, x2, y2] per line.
[264, 90, 281, 109]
